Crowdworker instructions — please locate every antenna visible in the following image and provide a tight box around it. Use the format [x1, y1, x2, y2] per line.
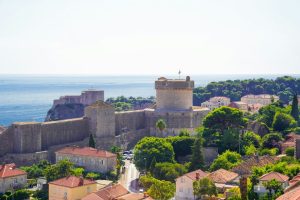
[178, 70, 181, 79]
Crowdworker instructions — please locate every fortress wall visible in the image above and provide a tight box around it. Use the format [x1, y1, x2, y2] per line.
[41, 118, 88, 150]
[116, 128, 149, 150]
[13, 122, 42, 154]
[0, 128, 14, 157]
[115, 110, 146, 135]
[192, 109, 210, 127]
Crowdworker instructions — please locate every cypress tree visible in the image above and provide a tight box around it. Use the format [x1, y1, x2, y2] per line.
[189, 137, 204, 171]
[291, 94, 299, 122]
[89, 134, 96, 148]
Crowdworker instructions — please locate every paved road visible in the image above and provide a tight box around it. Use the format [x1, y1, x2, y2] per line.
[119, 160, 140, 193]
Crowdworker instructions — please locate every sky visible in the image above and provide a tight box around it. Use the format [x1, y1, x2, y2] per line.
[0, 0, 300, 75]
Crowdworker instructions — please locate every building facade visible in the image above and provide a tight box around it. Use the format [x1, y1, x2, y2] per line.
[201, 96, 231, 110]
[0, 163, 27, 193]
[56, 147, 117, 173]
[241, 94, 279, 106]
[49, 176, 97, 200]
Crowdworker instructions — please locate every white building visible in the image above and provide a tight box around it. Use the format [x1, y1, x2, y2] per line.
[175, 169, 208, 200]
[241, 94, 279, 106]
[201, 96, 231, 110]
[56, 147, 117, 173]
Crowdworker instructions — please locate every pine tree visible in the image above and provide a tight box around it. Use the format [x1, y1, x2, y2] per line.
[291, 94, 299, 123]
[189, 137, 204, 171]
[89, 134, 96, 148]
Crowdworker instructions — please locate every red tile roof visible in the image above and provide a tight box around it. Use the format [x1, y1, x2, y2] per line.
[276, 185, 300, 200]
[289, 173, 300, 186]
[56, 147, 117, 158]
[116, 193, 154, 200]
[208, 169, 239, 184]
[0, 163, 26, 178]
[49, 176, 96, 188]
[82, 184, 129, 200]
[177, 169, 208, 181]
[259, 172, 289, 183]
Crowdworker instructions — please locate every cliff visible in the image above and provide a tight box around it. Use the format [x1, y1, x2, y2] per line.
[45, 103, 85, 121]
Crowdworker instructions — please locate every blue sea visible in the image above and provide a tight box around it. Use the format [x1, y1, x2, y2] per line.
[0, 74, 298, 127]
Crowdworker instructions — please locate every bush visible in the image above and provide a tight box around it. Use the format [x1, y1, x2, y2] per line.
[272, 112, 297, 132]
[262, 133, 283, 149]
[285, 147, 295, 157]
[209, 150, 242, 171]
[259, 148, 279, 156]
[152, 162, 187, 182]
[166, 136, 195, 159]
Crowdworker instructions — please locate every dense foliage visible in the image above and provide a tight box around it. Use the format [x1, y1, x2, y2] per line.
[152, 162, 187, 182]
[193, 177, 217, 198]
[209, 150, 242, 171]
[165, 136, 195, 159]
[189, 137, 204, 171]
[106, 96, 155, 111]
[193, 76, 300, 105]
[133, 137, 175, 171]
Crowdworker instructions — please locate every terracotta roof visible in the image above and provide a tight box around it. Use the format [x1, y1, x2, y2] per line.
[116, 193, 154, 200]
[259, 172, 289, 183]
[276, 185, 300, 200]
[177, 169, 208, 181]
[49, 176, 96, 188]
[56, 147, 117, 158]
[231, 156, 279, 176]
[0, 163, 27, 178]
[289, 173, 300, 186]
[82, 184, 129, 200]
[208, 169, 239, 184]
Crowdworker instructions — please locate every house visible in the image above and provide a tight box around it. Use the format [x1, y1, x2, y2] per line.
[175, 169, 208, 200]
[276, 184, 300, 200]
[55, 146, 117, 173]
[201, 97, 231, 110]
[0, 163, 27, 193]
[241, 94, 279, 106]
[254, 172, 289, 194]
[207, 169, 240, 192]
[231, 155, 279, 177]
[48, 176, 97, 200]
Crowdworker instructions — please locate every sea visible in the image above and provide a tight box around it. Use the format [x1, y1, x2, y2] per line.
[0, 74, 299, 127]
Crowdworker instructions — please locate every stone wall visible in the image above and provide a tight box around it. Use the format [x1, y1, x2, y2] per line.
[41, 118, 89, 150]
[13, 122, 42, 153]
[0, 127, 14, 157]
[115, 110, 146, 135]
[0, 151, 49, 166]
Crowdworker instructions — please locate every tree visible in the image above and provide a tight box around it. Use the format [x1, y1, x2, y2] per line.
[44, 159, 74, 182]
[291, 94, 299, 122]
[263, 179, 283, 198]
[166, 136, 195, 159]
[147, 179, 175, 200]
[193, 177, 217, 198]
[272, 112, 297, 132]
[89, 134, 96, 148]
[285, 147, 295, 157]
[149, 157, 157, 174]
[152, 162, 187, 182]
[203, 107, 247, 134]
[133, 137, 175, 171]
[241, 131, 261, 149]
[179, 129, 190, 137]
[210, 150, 242, 171]
[189, 137, 204, 171]
[261, 133, 283, 149]
[156, 119, 167, 136]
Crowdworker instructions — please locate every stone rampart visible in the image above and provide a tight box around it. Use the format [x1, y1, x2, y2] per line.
[115, 110, 146, 135]
[41, 118, 89, 150]
[0, 127, 14, 157]
[0, 151, 49, 166]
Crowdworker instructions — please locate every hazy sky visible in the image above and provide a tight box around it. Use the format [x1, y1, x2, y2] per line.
[0, 0, 300, 75]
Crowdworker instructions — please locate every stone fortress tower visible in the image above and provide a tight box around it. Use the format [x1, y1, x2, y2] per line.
[145, 76, 209, 136]
[155, 76, 194, 111]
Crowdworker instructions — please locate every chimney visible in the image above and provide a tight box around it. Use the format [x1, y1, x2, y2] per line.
[196, 172, 200, 180]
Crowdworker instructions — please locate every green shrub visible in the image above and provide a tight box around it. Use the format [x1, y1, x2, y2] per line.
[285, 147, 295, 157]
